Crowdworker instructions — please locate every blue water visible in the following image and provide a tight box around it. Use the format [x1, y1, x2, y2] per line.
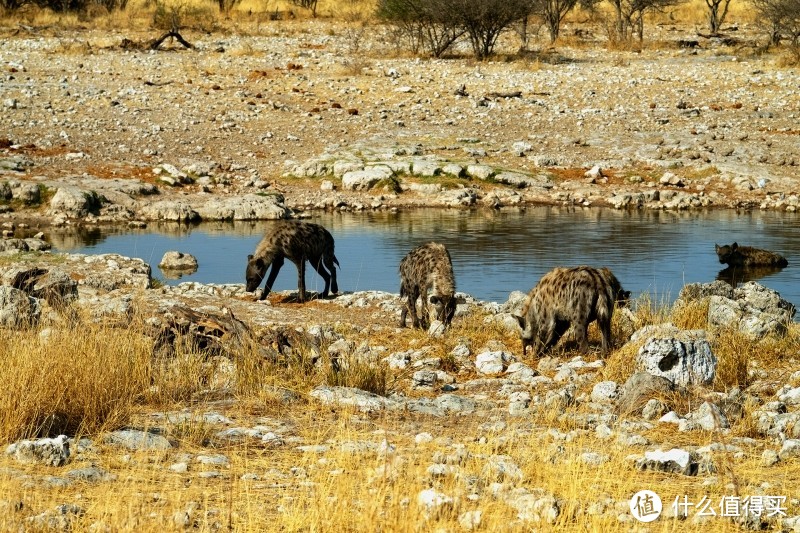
[51, 207, 800, 311]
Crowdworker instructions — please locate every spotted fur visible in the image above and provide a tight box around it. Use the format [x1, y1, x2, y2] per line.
[515, 266, 630, 357]
[715, 242, 788, 268]
[246, 220, 339, 303]
[399, 242, 456, 329]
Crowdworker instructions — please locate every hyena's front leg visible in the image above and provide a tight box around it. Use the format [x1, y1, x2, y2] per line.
[261, 256, 285, 300]
[406, 288, 421, 328]
[295, 258, 307, 303]
[572, 319, 591, 353]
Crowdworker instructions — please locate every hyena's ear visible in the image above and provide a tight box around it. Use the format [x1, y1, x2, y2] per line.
[429, 295, 441, 305]
[714, 244, 720, 252]
[731, 242, 738, 250]
[247, 254, 254, 261]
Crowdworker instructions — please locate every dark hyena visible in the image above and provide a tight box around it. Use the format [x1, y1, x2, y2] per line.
[399, 242, 457, 329]
[246, 220, 339, 303]
[715, 242, 788, 268]
[515, 266, 630, 357]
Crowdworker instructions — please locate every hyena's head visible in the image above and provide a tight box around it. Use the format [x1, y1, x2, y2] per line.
[715, 242, 738, 264]
[430, 294, 457, 327]
[245, 254, 269, 292]
[514, 314, 535, 357]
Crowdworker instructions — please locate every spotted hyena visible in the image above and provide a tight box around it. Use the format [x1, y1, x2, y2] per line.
[515, 266, 630, 357]
[246, 220, 339, 303]
[399, 242, 456, 329]
[715, 242, 788, 268]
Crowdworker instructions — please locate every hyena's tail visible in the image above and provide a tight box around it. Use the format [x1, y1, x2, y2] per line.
[333, 254, 340, 267]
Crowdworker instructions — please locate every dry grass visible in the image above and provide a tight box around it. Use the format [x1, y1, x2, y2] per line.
[0, 296, 798, 530]
[0, 324, 151, 441]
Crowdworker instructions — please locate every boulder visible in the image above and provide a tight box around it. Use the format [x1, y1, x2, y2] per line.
[341, 166, 393, 191]
[635, 448, 698, 476]
[616, 372, 675, 415]
[158, 251, 199, 271]
[192, 194, 289, 220]
[492, 172, 553, 190]
[6, 435, 70, 466]
[0, 286, 41, 327]
[636, 336, 717, 387]
[0, 238, 29, 253]
[139, 200, 199, 222]
[104, 429, 172, 450]
[677, 281, 795, 340]
[48, 187, 103, 218]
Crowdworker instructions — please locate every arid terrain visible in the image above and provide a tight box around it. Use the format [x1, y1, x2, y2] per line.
[1, 19, 799, 228]
[1, 14, 800, 533]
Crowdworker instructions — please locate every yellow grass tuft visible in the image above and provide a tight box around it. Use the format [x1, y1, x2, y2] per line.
[0, 324, 151, 441]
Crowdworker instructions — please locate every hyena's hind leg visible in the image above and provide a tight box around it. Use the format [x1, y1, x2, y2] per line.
[308, 255, 332, 298]
[323, 253, 339, 295]
[596, 308, 614, 354]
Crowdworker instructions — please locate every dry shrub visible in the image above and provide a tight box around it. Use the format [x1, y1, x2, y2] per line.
[0, 325, 150, 442]
[630, 292, 669, 327]
[324, 356, 388, 395]
[147, 346, 216, 404]
[671, 298, 710, 330]
[776, 44, 800, 66]
[600, 338, 639, 383]
[711, 328, 753, 390]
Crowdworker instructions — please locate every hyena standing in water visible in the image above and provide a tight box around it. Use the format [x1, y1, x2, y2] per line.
[515, 266, 630, 357]
[245, 220, 339, 303]
[399, 242, 457, 329]
[715, 242, 788, 268]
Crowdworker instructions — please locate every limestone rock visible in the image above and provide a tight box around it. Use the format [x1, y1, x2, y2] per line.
[636, 337, 716, 387]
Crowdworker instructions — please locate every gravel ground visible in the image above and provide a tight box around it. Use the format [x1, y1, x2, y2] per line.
[1, 20, 799, 227]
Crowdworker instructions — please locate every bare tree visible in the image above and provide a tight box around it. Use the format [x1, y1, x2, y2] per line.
[536, 0, 580, 42]
[751, 0, 800, 44]
[290, 0, 318, 17]
[449, 0, 533, 58]
[609, 0, 684, 41]
[216, 0, 241, 15]
[377, 0, 465, 57]
[705, 0, 733, 34]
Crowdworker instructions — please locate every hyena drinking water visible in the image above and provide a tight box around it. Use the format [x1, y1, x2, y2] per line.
[715, 242, 788, 268]
[246, 220, 339, 303]
[399, 242, 456, 329]
[515, 266, 630, 357]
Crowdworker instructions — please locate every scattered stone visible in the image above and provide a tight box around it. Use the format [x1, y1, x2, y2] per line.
[6, 435, 70, 466]
[104, 430, 172, 451]
[591, 381, 620, 403]
[475, 351, 514, 375]
[636, 448, 697, 476]
[616, 372, 675, 415]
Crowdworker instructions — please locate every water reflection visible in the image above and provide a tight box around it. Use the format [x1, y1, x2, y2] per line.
[52, 207, 800, 313]
[716, 265, 788, 287]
